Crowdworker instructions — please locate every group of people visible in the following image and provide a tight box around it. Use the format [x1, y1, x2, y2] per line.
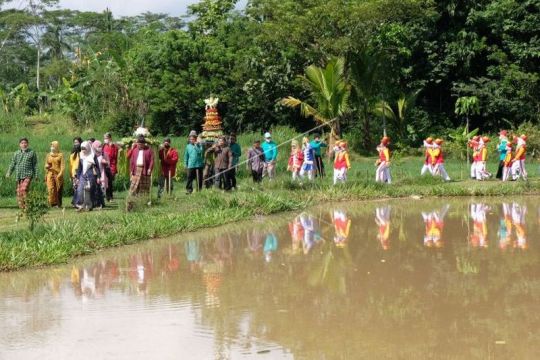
[4, 129, 531, 211]
[286, 134, 351, 185]
[5, 135, 121, 211]
[467, 131, 528, 181]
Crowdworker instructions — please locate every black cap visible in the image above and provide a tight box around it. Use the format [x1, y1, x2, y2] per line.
[164, 137, 171, 143]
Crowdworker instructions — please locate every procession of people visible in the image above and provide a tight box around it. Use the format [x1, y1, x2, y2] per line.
[3, 128, 531, 212]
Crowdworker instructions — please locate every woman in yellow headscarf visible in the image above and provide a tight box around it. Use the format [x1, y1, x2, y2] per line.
[45, 141, 65, 207]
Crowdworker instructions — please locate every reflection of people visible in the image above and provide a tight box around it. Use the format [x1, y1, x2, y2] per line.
[512, 203, 527, 249]
[186, 240, 201, 273]
[470, 203, 490, 247]
[129, 253, 153, 295]
[300, 213, 321, 254]
[264, 233, 278, 262]
[422, 205, 450, 248]
[288, 216, 305, 254]
[375, 137, 391, 184]
[375, 206, 391, 250]
[333, 209, 351, 247]
[498, 203, 513, 250]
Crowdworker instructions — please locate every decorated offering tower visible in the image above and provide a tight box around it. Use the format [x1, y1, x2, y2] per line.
[201, 96, 224, 142]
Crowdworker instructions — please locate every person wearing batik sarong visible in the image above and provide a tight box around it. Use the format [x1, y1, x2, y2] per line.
[6, 137, 38, 209]
[75, 141, 101, 211]
[45, 141, 65, 207]
[127, 136, 154, 210]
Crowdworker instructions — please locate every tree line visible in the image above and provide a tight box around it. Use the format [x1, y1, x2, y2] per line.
[0, 0, 538, 152]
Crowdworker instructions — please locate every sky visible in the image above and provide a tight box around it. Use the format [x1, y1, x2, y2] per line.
[2, 1, 247, 18]
[57, 0, 201, 17]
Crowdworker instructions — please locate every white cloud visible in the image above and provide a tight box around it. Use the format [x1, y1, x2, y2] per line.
[57, 0, 195, 17]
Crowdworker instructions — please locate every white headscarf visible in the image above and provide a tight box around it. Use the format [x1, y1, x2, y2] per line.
[80, 141, 95, 173]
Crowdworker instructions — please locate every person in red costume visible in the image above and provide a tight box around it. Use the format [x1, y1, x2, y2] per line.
[375, 137, 391, 184]
[511, 134, 528, 181]
[421, 137, 435, 176]
[430, 139, 451, 181]
[475, 136, 491, 180]
[468, 135, 481, 179]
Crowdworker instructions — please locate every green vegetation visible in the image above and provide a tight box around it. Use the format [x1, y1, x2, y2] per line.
[0, 0, 538, 152]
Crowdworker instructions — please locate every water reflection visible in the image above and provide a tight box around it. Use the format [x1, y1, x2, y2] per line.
[470, 203, 490, 248]
[422, 204, 450, 248]
[375, 205, 391, 250]
[2, 198, 540, 359]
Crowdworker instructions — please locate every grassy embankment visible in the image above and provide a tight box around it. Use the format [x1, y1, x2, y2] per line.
[0, 127, 538, 271]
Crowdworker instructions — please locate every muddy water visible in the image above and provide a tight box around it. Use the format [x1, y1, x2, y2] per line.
[1, 197, 540, 360]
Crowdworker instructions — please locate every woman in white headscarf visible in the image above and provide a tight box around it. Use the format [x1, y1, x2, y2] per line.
[75, 141, 101, 211]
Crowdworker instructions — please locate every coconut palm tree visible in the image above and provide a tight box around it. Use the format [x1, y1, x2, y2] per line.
[281, 57, 350, 149]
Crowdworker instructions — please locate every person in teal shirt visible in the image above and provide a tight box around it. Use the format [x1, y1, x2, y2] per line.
[310, 134, 327, 177]
[229, 134, 241, 189]
[184, 135, 204, 194]
[496, 130, 508, 180]
[261, 132, 278, 180]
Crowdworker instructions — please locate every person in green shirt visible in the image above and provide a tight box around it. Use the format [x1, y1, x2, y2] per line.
[310, 134, 327, 178]
[5, 138, 38, 209]
[229, 134, 241, 190]
[184, 135, 204, 194]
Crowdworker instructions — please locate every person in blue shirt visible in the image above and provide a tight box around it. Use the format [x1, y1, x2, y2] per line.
[310, 134, 327, 178]
[496, 130, 508, 180]
[261, 132, 278, 180]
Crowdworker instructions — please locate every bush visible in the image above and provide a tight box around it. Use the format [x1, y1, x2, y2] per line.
[515, 122, 540, 159]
